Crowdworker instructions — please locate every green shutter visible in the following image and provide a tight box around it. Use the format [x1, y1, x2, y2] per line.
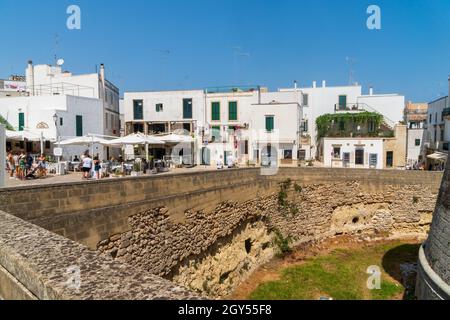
[133, 100, 143, 120]
[183, 99, 192, 119]
[212, 125, 221, 142]
[18, 112, 24, 131]
[339, 95, 347, 110]
[229, 102, 237, 121]
[265, 116, 274, 132]
[211, 102, 220, 121]
[76, 115, 83, 137]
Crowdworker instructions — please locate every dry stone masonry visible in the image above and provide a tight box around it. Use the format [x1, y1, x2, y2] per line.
[0, 168, 445, 299]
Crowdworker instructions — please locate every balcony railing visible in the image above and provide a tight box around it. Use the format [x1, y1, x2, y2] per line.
[443, 108, 450, 118]
[334, 102, 396, 129]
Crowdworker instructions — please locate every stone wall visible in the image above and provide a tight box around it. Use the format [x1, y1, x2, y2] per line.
[0, 211, 200, 300]
[416, 159, 450, 300]
[0, 168, 444, 299]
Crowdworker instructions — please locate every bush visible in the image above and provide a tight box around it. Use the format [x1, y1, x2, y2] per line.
[273, 229, 292, 255]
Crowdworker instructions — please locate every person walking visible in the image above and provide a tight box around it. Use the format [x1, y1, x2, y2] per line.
[7, 152, 15, 178]
[18, 152, 26, 180]
[82, 153, 93, 179]
[93, 156, 101, 180]
[13, 152, 19, 179]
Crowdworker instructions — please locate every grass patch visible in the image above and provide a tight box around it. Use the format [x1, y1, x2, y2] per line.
[249, 241, 419, 300]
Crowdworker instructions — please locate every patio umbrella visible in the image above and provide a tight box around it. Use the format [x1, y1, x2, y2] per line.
[107, 133, 165, 160]
[5, 130, 22, 140]
[153, 133, 194, 144]
[5, 130, 47, 142]
[57, 136, 109, 146]
[57, 135, 110, 157]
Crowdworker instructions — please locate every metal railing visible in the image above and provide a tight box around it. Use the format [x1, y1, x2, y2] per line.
[334, 102, 396, 129]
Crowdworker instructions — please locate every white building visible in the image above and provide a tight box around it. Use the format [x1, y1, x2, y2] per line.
[323, 137, 385, 169]
[426, 96, 449, 153]
[124, 86, 303, 166]
[0, 94, 104, 159]
[0, 77, 27, 97]
[123, 81, 404, 168]
[279, 82, 405, 159]
[26, 61, 120, 138]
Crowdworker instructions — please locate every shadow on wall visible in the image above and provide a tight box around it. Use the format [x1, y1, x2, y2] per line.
[382, 243, 421, 300]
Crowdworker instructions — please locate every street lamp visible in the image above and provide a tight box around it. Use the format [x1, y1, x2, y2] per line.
[53, 113, 61, 171]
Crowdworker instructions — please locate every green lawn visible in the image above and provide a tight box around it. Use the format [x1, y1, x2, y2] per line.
[249, 241, 420, 300]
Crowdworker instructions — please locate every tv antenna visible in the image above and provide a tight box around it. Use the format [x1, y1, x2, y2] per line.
[54, 33, 60, 65]
[232, 46, 251, 84]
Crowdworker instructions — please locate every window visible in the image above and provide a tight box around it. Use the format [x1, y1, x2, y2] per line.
[156, 103, 163, 112]
[386, 151, 394, 167]
[369, 154, 378, 167]
[443, 143, 449, 151]
[211, 126, 221, 142]
[415, 139, 421, 146]
[368, 121, 375, 132]
[45, 141, 51, 149]
[201, 147, 211, 165]
[284, 150, 293, 159]
[343, 152, 350, 166]
[338, 95, 347, 110]
[183, 123, 191, 132]
[59, 117, 63, 126]
[333, 147, 341, 159]
[183, 98, 193, 119]
[441, 128, 445, 142]
[18, 112, 24, 131]
[105, 114, 109, 129]
[265, 116, 274, 132]
[244, 140, 249, 155]
[302, 93, 309, 106]
[76, 115, 83, 137]
[435, 113, 438, 124]
[229, 101, 238, 121]
[429, 114, 432, 124]
[339, 120, 345, 131]
[434, 129, 437, 142]
[211, 102, 220, 121]
[298, 149, 306, 161]
[302, 120, 308, 132]
[355, 149, 364, 165]
[133, 123, 144, 133]
[133, 100, 143, 120]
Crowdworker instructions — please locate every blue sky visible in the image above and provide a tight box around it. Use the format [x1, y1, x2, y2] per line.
[0, 0, 449, 102]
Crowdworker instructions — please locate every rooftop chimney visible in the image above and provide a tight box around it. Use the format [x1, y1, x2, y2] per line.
[322, 80, 326, 88]
[312, 81, 317, 88]
[294, 80, 298, 90]
[369, 87, 374, 96]
[100, 63, 106, 100]
[27, 60, 34, 96]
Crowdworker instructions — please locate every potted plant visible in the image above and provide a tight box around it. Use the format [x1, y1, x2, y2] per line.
[131, 162, 142, 177]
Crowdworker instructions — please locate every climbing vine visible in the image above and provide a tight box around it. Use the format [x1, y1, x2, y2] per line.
[0, 115, 14, 131]
[316, 112, 384, 139]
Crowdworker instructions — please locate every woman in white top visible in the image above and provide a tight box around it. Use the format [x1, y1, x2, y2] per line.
[82, 154, 93, 179]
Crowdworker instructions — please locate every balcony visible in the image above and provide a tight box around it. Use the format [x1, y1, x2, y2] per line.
[443, 108, 450, 119]
[334, 103, 365, 113]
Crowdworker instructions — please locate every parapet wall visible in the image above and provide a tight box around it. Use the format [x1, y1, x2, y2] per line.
[0, 168, 444, 299]
[0, 210, 200, 300]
